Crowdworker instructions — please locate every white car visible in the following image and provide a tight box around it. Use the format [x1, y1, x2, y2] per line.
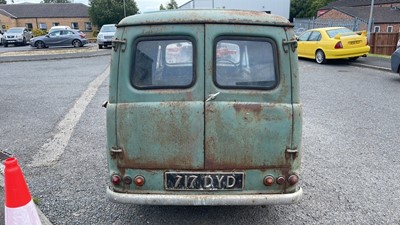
[48, 26, 71, 34]
[97, 24, 116, 49]
[0, 31, 3, 45]
[2, 27, 32, 47]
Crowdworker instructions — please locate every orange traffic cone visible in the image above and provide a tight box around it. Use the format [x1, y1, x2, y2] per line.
[4, 157, 42, 225]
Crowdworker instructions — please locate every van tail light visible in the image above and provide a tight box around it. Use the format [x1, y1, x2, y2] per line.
[288, 175, 299, 185]
[134, 175, 145, 186]
[334, 41, 343, 49]
[111, 174, 121, 185]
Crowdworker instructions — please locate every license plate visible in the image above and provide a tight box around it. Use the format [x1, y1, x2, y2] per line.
[165, 172, 244, 191]
[348, 40, 361, 45]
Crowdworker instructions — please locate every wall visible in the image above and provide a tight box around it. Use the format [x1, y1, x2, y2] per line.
[179, 0, 291, 19]
[0, 14, 17, 32]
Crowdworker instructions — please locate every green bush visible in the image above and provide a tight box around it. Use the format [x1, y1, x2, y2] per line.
[92, 30, 99, 37]
[32, 29, 47, 37]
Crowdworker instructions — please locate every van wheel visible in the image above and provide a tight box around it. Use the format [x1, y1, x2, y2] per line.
[98, 44, 103, 49]
[315, 50, 327, 64]
[73, 40, 82, 47]
[4, 43, 8, 47]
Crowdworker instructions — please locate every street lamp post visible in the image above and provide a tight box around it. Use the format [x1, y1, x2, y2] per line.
[123, 0, 127, 17]
[367, 0, 375, 41]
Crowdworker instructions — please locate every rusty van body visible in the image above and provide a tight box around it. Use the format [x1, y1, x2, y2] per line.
[106, 9, 302, 205]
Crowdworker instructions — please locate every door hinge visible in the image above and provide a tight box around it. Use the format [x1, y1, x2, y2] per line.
[110, 147, 122, 153]
[282, 39, 298, 53]
[286, 148, 298, 154]
[112, 38, 127, 52]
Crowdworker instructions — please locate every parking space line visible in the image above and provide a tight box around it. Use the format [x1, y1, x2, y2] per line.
[29, 65, 109, 167]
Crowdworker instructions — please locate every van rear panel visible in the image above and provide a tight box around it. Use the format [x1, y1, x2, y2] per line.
[106, 9, 302, 205]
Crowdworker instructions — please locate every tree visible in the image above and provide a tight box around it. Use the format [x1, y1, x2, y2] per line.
[290, 0, 336, 21]
[0, 0, 7, 4]
[160, 4, 166, 10]
[41, 0, 71, 3]
[166, 0, 178, 9]
[89, 0, 139, 28]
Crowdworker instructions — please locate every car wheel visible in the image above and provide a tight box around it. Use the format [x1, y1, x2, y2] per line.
[4, 43, 8, 47]
[348, 57, 359, 62]
[73, 40, 82, 48]
[98, 44, 103, 49]
[22, 37, 26, 46]
[315, 50, 327, 64]
[36, 41, 45, 49]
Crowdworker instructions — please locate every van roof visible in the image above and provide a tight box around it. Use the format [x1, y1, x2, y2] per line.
[117, 9, 292, 27]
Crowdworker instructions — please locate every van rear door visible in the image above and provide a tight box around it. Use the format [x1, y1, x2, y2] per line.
[115, 24, 205, 169]
[203, 24, 293, 170]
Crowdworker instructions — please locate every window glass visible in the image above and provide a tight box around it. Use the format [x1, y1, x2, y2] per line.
[387, 26, 393, 32]
[39, 23, 47, 30]
[308, 31, 321, 41]
[132, 39, 194, 88]
[85, 22, 92, 31]
[298, 31, 311, 41]
[326, 27, 355, 38]
[25, 23, 33, 31]
[71, 22, 79, 29]
[374, 26, 380, 32]
[215, 39, 277, 89]
[49, 31, 61, 37]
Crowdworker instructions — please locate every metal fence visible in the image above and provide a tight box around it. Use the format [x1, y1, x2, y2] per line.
[293, 18, 368, 35]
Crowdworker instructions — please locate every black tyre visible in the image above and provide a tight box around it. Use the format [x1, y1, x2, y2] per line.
[315, 50, 327, 64]
[4, 43, 8, 47]
[36, 41, 45, 49]
[73, 40, 82, 48]
[98, 44, 103, 49]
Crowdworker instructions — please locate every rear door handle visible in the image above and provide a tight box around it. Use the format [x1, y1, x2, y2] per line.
[206, 92, 220, 102]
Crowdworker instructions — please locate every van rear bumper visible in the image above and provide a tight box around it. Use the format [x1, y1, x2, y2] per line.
[106, 187, 303, 205]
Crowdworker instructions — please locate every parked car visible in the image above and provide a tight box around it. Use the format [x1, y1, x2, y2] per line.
[96, 24, 116, 49]
[0, 31, 3, 45]
[2, 27, 32, 47]
[297, 27, 370, 64]
[391, 47, 400, 76]
[48, 25, 71, 34]
[30, 29, 88, 49]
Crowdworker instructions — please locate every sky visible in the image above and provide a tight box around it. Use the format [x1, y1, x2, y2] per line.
[6, 0, 189, 12]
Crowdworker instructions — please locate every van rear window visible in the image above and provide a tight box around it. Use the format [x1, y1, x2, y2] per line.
[131, 38, 194, 89]
[214, 38, 277, 89]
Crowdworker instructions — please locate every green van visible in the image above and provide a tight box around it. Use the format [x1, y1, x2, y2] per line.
[106, 9, 302, 205]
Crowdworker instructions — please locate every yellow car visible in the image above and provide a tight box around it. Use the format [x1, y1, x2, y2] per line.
[297, 27, 370, 64]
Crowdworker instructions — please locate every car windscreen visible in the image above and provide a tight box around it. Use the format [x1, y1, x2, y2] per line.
[7, 29, 23, 33]
[326, 28, 356, 38]
[101, 26, 116, 32]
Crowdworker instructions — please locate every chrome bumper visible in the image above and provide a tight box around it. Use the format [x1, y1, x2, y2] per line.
[106, 187, 303, 205]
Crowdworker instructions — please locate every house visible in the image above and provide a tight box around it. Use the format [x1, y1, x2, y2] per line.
[317, 0, 400, 33]
[0, 3, 94, 37]
[179, 0, 291, 19]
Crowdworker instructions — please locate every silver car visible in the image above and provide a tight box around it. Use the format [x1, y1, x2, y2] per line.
[391, 47, 400, 76]
[96, 24, 116, 49]
[30, 29, 88, 49]
[2, 27, 32, 47]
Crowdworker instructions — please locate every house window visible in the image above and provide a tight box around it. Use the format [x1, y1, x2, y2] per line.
[71, 22, 79, 29]
[52, 22, 60, 26]
[25, 23, 33, 31]
[84, 22, 92, 31]
[387, 26, 393, 32]
[374, 26, 380, 32]
[39, 23, 47, 30]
